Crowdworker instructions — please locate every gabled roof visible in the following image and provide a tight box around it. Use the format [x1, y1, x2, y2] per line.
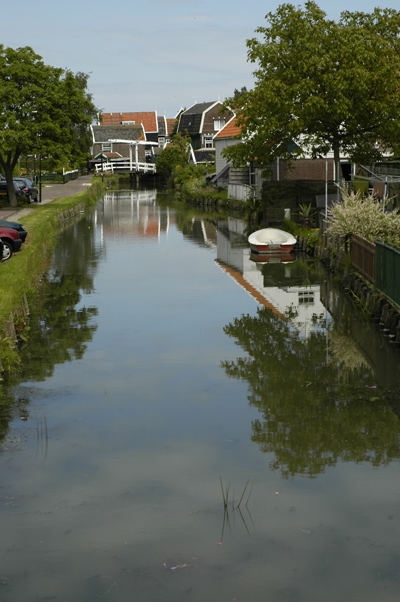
[100, 112, 158, 133]
[91, 124, 145, 142]
[177, 101, 219, 136]
[214, 115, 243, 140]
[183, 101, 217, 115]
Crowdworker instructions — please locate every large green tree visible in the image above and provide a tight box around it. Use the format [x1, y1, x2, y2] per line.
[223, 2, 400, 183]
[0, 45, 97, 205]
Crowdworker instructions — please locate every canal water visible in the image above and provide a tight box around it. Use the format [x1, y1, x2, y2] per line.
[1, 189, 400, 601]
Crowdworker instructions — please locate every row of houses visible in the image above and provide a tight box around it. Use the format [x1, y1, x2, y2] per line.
[90, 103, 399, 204]
[90, 102, 233, 169]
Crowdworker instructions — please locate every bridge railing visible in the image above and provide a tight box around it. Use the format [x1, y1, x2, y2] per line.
[95, 161, 156, 174]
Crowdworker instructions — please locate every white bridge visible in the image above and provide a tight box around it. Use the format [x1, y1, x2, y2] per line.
[94, 138, 157, 175]
[95, 160, 156, 174]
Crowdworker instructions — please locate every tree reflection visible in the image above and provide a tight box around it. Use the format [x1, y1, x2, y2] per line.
[17, 275, 98, 383]
[0, 213, 101, 443]
[222, 307, 400, 478]
[18, 215, 101, 383]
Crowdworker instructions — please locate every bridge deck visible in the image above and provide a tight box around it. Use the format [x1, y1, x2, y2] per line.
[95, 160, 156, 174]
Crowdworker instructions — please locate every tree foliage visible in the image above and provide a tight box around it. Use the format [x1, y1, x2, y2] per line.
[155, 133, 191, 180]
[223, 2, 400, 179]
[0, 45, 97, 205]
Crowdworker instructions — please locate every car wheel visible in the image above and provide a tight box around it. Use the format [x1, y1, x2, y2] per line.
[1, 240, 13, 261]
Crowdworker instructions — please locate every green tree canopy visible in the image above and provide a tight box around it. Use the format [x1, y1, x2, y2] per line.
[0, 45, 97, 205]
[223, 2, 400, 181]
[155, 133, 191, 180]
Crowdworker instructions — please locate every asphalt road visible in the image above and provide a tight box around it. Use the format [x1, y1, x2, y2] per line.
[0, 174, 95, 221]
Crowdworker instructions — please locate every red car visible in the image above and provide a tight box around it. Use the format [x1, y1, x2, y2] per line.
[0, 225, 23, 261]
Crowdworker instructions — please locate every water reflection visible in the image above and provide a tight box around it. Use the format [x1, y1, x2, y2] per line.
[102, 189, 170, 238]
[216, 217, 326, 337]
[215, 217, 400, 477]
[0, 214, 101, 442]
[2, 192, 400, 601]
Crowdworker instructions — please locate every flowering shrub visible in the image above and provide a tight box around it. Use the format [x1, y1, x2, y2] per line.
[326, 190, 400, 247]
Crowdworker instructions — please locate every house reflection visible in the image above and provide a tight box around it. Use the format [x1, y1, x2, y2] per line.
[181, 218, 217, 248]
[215, 217, 326, 337]
[100, 190, 172, 238]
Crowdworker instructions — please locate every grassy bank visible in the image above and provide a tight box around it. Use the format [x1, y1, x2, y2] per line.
[0, 179, 104, 372]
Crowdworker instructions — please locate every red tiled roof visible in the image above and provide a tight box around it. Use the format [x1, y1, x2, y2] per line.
[104, 152, 122, 159]
[132, 112, 158, 132]
[166, 118, 177, 135]
[101, 113, 123, 125]
[101, 112, 158, 133]
[214, 115, 243, 140]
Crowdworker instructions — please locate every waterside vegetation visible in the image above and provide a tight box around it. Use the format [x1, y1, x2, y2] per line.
[0, 179, 104, 374]
[326, 190, 400, 247]
[156, 134, 227, 206]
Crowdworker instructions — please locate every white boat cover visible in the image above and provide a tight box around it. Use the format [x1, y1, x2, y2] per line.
[248, 228, 296, 246]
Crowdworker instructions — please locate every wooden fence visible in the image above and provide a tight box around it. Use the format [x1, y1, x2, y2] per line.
[348, 234, 400, 308]
[350, 234, 376, 283]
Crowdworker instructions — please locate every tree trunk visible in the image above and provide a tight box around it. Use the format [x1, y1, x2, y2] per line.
[0, 153, 18, 207]
[3, 164, 17, 207]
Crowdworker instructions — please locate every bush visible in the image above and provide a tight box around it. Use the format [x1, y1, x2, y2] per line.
[326, 189, 400, 247]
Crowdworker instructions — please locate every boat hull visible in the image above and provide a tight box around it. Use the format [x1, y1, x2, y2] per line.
[249, 242, 296, 253]
[250, 250, 296, 264]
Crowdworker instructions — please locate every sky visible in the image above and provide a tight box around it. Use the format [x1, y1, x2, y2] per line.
[1, 0, 400, 118]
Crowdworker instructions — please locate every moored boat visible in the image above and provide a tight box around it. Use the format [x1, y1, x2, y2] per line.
[248, 227, 297, 254]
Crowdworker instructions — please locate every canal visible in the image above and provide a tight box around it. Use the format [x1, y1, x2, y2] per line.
[1, 188, 400, 601]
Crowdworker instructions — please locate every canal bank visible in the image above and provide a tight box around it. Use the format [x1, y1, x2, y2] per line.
[0, 176, 105, 373]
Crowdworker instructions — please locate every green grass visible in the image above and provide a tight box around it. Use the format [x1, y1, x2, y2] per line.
[0, 180, 104, 336]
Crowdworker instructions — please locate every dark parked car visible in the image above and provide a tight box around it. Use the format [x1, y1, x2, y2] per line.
[0, 180, 28, 204]
[13, 177, 38, 203]
[0, 225, 23, 260]
[0, 219, 27, 242]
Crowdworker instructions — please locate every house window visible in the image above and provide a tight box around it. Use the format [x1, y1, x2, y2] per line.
[214, 118, 226, 131]
[158, 136, 165, 147]
[122, 120, 135, 125]
[204, 135, 213, 149]
[101, 142, 111, 151]
[298, 290, 314, 305]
